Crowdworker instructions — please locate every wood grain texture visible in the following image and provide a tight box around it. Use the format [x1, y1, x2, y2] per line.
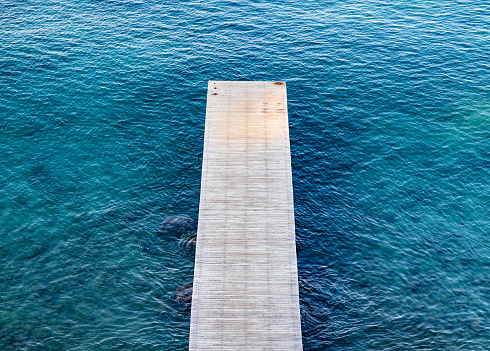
[189, 81, 302, 351]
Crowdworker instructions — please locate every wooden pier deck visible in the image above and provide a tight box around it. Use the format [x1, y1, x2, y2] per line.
[189, 81, 303, 350]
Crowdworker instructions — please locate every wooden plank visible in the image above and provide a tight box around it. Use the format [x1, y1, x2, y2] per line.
[189, 81, 302, 351]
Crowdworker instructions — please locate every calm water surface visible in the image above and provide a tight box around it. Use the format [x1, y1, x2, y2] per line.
[1, 1, 489, 350]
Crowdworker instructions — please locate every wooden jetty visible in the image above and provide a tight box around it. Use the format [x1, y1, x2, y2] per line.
[189, 81, 303, 350]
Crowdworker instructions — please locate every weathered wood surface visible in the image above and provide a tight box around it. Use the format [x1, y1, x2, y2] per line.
[189, 81, 302, 351]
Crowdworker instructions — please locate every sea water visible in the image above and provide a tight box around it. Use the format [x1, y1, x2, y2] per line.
[1, 1, 489, 350]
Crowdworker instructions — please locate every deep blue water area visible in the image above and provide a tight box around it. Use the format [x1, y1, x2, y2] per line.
[1, 1, 489, 350]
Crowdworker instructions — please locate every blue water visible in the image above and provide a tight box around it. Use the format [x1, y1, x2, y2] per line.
[1, 1, 489, 350]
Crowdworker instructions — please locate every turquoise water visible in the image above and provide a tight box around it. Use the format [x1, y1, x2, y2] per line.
[1, 0, 489, 350]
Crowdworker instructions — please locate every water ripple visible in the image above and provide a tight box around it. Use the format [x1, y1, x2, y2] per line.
[1, 0, 489, 350]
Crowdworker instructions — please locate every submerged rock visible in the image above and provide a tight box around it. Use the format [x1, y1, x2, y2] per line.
[159, 215, 196, 237]
[176, 282, 193, 304]
[179, 231, 197, 254]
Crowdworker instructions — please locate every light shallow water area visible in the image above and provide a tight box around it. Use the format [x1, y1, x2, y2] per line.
[1, 0, 489, 350]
